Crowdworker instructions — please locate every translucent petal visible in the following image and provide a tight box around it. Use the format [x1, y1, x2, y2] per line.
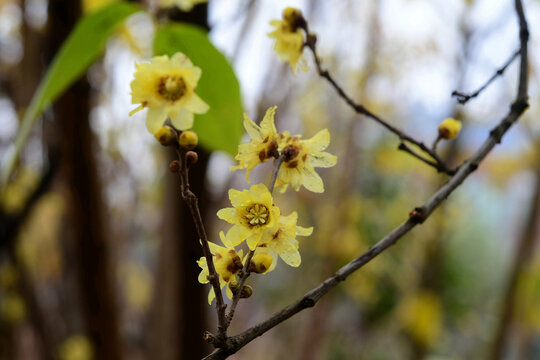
[304, 129, 330, 152]
[243, 113, 263, 140]
[296, 225, 313, 237]
[145, 108, 166, 134]
[280, 248, 301, 267]
[184, 93, 209, 114]
[259, 106, 277, 135]
[300, 166, 324, 193]
[170, 107, 194, 130]
[308, 152, 337, 168]
[226, 225, 251, 246]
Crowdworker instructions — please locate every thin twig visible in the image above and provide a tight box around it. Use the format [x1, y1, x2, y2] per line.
[225, 156, 284, 328]
[202, 1, 529, 357]
[301, 26, 453, 175]
[398, 143, 454, 174]
[452, 49, 520, 105]
[175, 147, 228, 340]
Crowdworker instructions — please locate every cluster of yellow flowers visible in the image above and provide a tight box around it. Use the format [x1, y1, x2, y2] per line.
[129, 9, 338, 304]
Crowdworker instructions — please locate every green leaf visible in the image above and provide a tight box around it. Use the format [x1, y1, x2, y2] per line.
[1, 2, 141, 187]
[154, 23, 243, 156]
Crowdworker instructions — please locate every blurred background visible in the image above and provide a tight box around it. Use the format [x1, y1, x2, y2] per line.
[0, 0, 539, 359]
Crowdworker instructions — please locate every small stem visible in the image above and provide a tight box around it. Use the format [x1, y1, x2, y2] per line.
[175, 147, 228, 339]
[301, 25, 451, 174]
[225, 156, 284, 328]
[432, 135, 442, 153]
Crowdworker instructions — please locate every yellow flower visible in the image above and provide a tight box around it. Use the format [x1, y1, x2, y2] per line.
[259, 212, 313, 267]
[231, 106, 283, 182]
[268, 7, 307, 74]
[438, 118, 462, 140]
[59, 335, 93, 360]
[397, 290, 443, 348]
[197, 232, 244, 304]
[130, 52, 209, 134]
[217, 184, 280, 250]
[249, 251, 275, 274]
[158, 0, 208, 12]
[0, 293, 26, 325]
[276, 129, 337, 193]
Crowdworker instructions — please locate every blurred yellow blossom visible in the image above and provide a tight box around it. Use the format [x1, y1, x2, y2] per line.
[130, 52, 209, 134]
[59, 335, 94, 360]
[438, 118, 462, 140]
[0, 293, 26, 325]
[268, 7, 307, 74]
[82, 0, 117, 13]
[231, 106, 282, 182]
[397, 290, 443, 348]
[158, 0, 207, 12]
[0, 264, 18, 290]
[276, 129, 337, 193]
[217, 184, 281, 250]
[197, 232, 244, 304]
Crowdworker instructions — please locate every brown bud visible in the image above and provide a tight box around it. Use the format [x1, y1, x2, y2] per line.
[228, 280, 240, 293]
[239, 285, 253, 299]
[186, 151, 198, 166]
[169, 160, 180, 173]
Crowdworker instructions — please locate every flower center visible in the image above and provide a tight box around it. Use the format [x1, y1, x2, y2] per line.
[245, 204, 269, 226]
[158, 76, 186, 101]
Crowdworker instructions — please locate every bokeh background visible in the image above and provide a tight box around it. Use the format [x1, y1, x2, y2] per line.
[0, 0, 539, 359]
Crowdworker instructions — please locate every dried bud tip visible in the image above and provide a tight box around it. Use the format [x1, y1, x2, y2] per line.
[186, 151, 198, 166]
[178, 130, 198, 150]
[438, 118, 462, 140]
[239, 285, 253, 299]
[154, 126, 177, 146]
[202, 331, 214, 343]
[283, 7, 305, 29]
[169, 160, 180, 173]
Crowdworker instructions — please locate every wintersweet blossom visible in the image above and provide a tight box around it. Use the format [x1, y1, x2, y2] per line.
[197, 232, 244, 304]
[231, 106, 283, 182]
[259, 211, 313, 267]
[268, 7, 307, 74]
[217, 184, 280, 250]
[158, 0, 208, 12]
[276, 129, 337, 193]
[130, 52, 209, 134]
[438, 118, 462, 140]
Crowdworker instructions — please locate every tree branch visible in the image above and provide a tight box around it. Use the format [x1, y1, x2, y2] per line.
[301, 26, 453, 175]
[175, 148, 228, 340]
[202, 0, 529, 357]
[452, 49, 520, 105]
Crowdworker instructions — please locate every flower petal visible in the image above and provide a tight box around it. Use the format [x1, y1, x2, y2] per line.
[184, 93, 209, 114]
[146, 108, 166, 134]
[308, 152, 337, 168]
[216, 207, 237, 224]
[170, 107, 194, 130]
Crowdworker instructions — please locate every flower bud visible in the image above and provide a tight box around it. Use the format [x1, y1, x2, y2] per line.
[154, 126, 177, 146]
[169, 160, 180, 173]
[239, 285, 253, 299]
[283, 7, 303, 29]
[438, 118, 462, 140]
[179, 130, 198, 150]
[249, 253, 273, 274]
[228, 280, 240, 293]
[186, 151, 198, 166]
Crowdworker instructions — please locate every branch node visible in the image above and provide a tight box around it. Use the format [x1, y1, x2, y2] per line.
[409, 207, 426, 224]
[301, 297, 315, 308]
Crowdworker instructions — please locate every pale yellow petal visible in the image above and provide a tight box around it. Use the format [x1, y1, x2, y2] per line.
[259, 106, 278, 135]
[184, 93, 209, 114]
[228, 188, 246, 208]
[216, 207, 237, 224]
[226, 225, 251, 246]
[308, 152, 337, 168]
[243, 113, 263, 140]
[170, 107, 194, 130]
[146, 108, 166, 134]
[296, 225, 313, 236]
[304, 129, 330, 152]
[300, 166, 324, 193]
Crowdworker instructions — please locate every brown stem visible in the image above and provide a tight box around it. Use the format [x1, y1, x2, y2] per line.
[175, 147, 227, 340]
[301, 26, 452, 174]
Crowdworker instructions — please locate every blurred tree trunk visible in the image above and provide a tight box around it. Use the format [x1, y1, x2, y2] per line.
[46, 1, 121, 359]
[147, 5, 210, 360]
[489, 152, 540, 360]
